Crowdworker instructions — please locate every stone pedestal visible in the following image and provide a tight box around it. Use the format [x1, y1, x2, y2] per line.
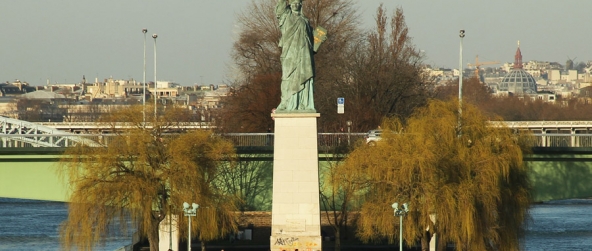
[270, 113, 322, 251]
[159, 214, 179, 251]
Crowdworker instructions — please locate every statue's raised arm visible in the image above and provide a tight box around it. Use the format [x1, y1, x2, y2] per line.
[275, 0, 316, 113]
[276, 0, 289, 18]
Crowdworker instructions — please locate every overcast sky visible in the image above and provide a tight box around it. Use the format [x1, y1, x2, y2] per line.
[2, 0, 591, 86]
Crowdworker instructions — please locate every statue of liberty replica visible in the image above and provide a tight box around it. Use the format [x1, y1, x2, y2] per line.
[270, 0, 326, 251]
[275, 0, 325, 112]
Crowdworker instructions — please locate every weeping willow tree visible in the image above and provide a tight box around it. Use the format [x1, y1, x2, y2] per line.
[58, 105, 238, 251]
[320, 153, 370, 251]
[215, 157, 273, 211]
[344, 99, 531, 251]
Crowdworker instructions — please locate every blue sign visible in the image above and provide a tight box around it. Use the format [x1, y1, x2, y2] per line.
[337, 97, 344, 104]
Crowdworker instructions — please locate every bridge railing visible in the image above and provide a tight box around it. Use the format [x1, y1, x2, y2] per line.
[318, 133, 367, 147]
[222, 133, 272, 147]
[214, 133, 368, 147]
[528, 134, 592, 148]
[3, 133, 592, 148]
[0, 133, 369, 148]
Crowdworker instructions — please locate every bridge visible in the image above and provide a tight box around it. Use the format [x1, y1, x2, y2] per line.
[27, 120, 592, 137]
[2, 117, 592, 203]
[5, 119, 592, 148]
[0, 117, 102, 148]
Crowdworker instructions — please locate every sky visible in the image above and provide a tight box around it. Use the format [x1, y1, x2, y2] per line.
[2, 0, 591, 86]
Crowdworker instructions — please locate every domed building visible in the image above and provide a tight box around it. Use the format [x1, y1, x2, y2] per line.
[498, 41, 538, 94]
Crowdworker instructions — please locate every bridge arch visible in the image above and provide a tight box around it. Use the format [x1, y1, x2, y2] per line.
[1, 117, 99, 147]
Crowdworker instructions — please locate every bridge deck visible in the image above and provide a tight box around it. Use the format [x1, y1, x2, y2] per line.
[4, 118, 592, 202]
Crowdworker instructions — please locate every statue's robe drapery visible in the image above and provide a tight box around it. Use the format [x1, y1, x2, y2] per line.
[275, 1, 316, 112]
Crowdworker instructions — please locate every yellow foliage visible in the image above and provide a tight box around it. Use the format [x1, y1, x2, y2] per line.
[345, 99, 531, 250]
[57, 104, 238, 251]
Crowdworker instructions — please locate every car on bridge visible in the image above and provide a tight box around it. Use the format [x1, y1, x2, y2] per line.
[365, 129, 382, 146]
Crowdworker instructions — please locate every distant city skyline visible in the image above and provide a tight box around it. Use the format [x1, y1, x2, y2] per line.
[1, 0, 591, 86]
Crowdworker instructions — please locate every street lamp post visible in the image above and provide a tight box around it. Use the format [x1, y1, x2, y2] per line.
[458, 30, 465, 136]
[168, 204, 173, 251]
[392, 202, 409, 251]
[153, 33, 158, 120]
[346, 120, 352, 145]
[182, 202, 199, 251]
[142, 28, 147, 126]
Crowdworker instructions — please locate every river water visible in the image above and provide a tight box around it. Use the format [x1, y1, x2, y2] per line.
[1, 198, 591, 250]
[0, 198, 131, 251]
[523, 199, 592, 250]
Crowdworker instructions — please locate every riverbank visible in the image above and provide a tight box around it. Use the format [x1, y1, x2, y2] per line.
[135, 238, 454, 251]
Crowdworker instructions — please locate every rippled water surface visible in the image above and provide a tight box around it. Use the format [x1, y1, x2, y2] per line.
[522, 199, 592, 250]
[1, 198, 592, 250]
[0, 198, 131, 251]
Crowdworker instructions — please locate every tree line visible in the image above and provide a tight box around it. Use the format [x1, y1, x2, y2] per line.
[215, 0, 432, 133]
[215, 0, 592, 133]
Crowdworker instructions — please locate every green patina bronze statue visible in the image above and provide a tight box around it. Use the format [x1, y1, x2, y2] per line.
[275, 0, 326, 113]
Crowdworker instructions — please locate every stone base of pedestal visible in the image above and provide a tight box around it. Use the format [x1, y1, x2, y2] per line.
[159, 214, 179, 251]
[270, 113, 322, 251]
[270, 235, 322, 251]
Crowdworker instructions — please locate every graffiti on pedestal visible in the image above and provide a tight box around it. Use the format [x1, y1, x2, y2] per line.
[274, 236, 299, 246]
[270, 235, 321, 251]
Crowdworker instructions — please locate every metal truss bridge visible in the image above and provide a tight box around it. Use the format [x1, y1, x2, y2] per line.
[1, 117, 100, 148]
[3, 118, 592, 148]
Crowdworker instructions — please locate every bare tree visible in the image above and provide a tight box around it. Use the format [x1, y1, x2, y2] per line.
[220, 0, 361, 132]
[224, 3, 434, 132]
[332, 5, 434, 131]
[8, 98, 45, 121]
[215, 73, 281, 133]
[435, 76, 494, 114]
